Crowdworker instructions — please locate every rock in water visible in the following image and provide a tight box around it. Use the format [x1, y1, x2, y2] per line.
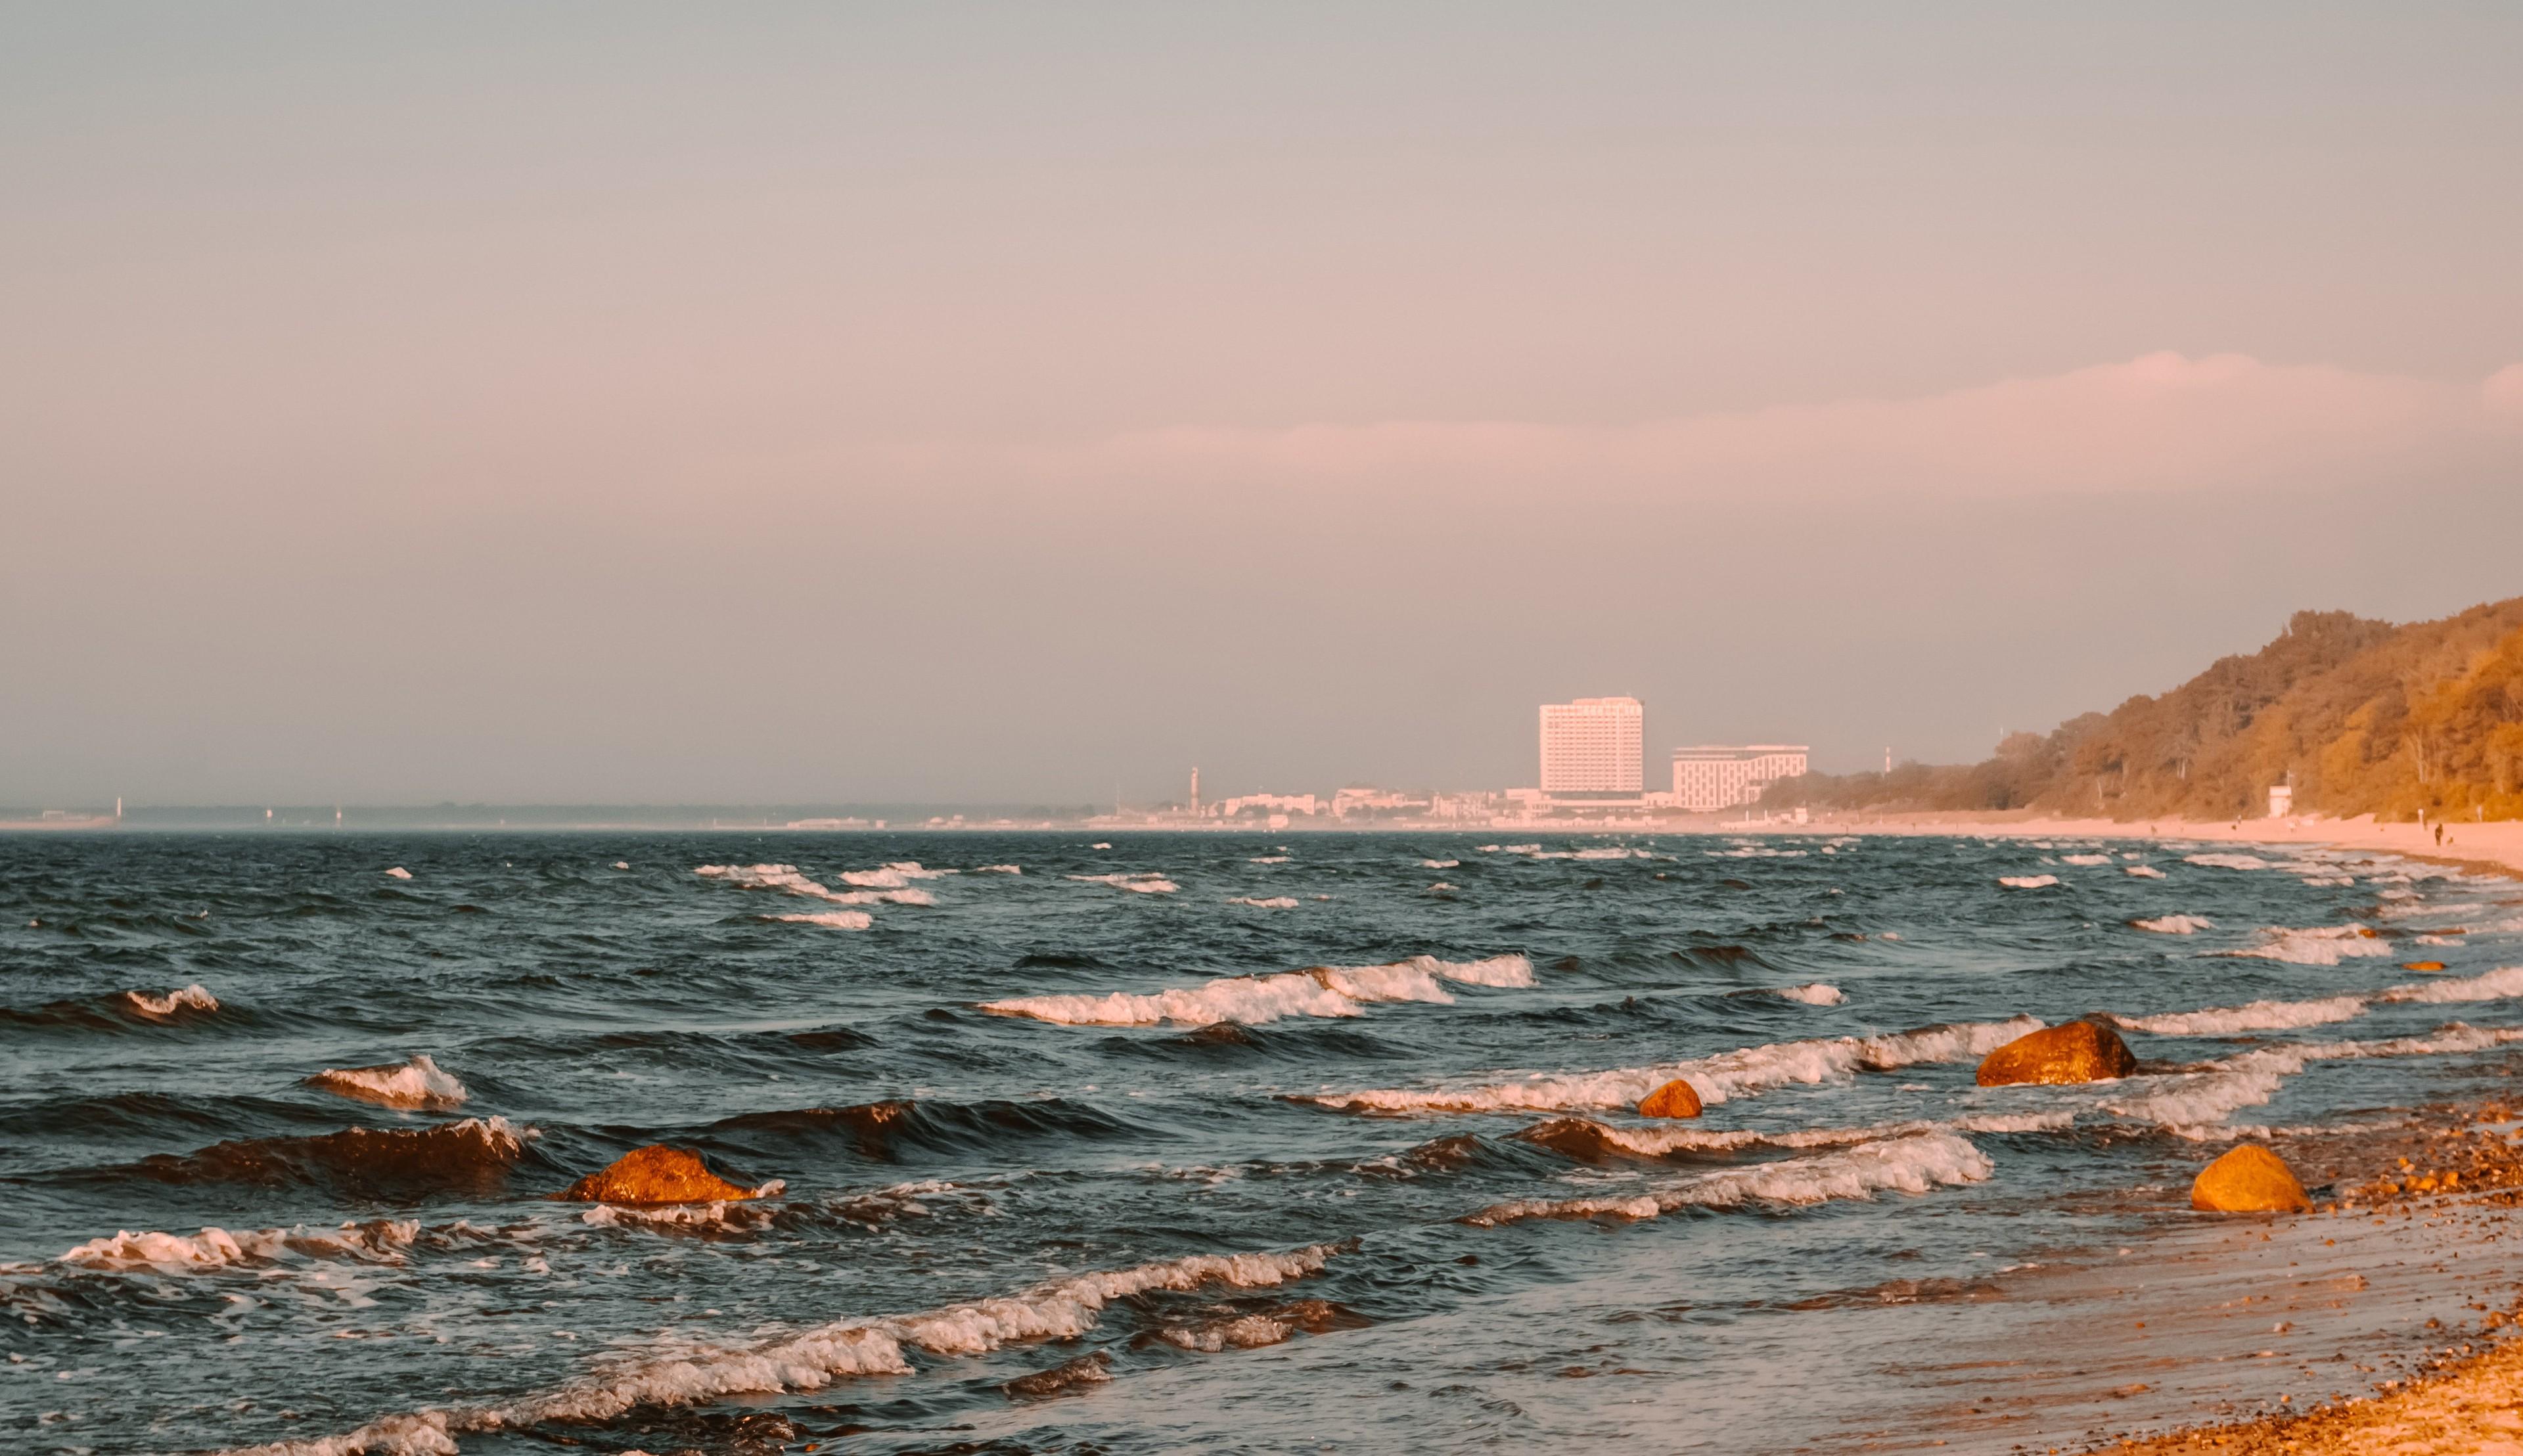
[1974, 1020, 2137, 1086]
[2403, 961, 2447, 972]
[1637, 1079, 1704, 1118]
[2191, 1144, 2311, 1213]
[561, 1145, 761, 1204]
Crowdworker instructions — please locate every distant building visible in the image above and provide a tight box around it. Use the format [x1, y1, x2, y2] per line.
[1332, 786, 1424, 819]
[1670, 744, 1810, 811]
[1539, 697, 1643, 796]
[1215, 792, 1319, 819]
[2267, 783, 2293, 818]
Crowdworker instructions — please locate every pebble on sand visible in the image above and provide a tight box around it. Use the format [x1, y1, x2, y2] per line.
[2191, 1144, 2311, 1214]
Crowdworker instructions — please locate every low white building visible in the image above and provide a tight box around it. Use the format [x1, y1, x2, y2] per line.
[1670, 744, 1810, 811]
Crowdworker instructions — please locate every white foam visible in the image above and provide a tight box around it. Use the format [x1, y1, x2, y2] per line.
[2113, 996, 2371, 1036]
[2378, 965, 2523, 1004]
[384, 867, 412, 880]
[695, 863, 879, 907]
[1068, 873, 1180, 894]
[2132, 915, 2216, 935]
[972, 865, 1022, 875]
[611, 861, 630, 871]
[64, 1219, 417, 1273]
[1250, 855, 1290, 864]
[2225, 924, 2396, 966]
[1428, 882, 1459, 893]
[1422, 859, 1461, 869]
[1227, 896, 1299, 909]
[1463, 1133, 1993, 1226]
[2124, 865, 2168, 879]
[2185, 853, 2273, 871]
[984, 954, 1534, 1027]
[770, 911, 874, 930]
[881, 862, 955, 879]
[2062, 854, 2114, 866]
[838, 867, 911, 888]
[235, 1244, 1338, 1453]
[309, 1055, 470, 1110]
[1307, 1017, 2040, 1114]
[1775, 983, 1846, 1006]
[1547, 1110, 2072, 1160]
[2106, 1024, 2523, 1132]
[1999, 875, 2058, 889]
[122, 983, 218, 1018]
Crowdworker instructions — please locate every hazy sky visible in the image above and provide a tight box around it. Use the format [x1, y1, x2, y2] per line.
[5, 4, 2520, 806]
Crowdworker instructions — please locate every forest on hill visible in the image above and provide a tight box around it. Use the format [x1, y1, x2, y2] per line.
[1766, 597, 2523, 822]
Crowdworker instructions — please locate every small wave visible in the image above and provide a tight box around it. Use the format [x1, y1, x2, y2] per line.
[1775, 983, 1845, 1006]
[2377, 964, 2523, 1005]
[2105, 1024, 2523, 1132]
[2185, 853, 2273, 871]
[582, 1199, 780, 1235]
[2131, 915, 2215, 935]
[1521, 1110, 2070, 1162]
[1997, 875, 2058, 889]
[2060, 853, 2113, 866]
[1306, 1017, 2040, 1114]
[1249, 855, 1290, 864]
[121, 984, 219, 1019]
[2111, 996, 2370, 1035]
[769, 911, 874, 930]
[972, 864, 1022, 874]
[1461, 1133, 1993, 1226]
[239, 1244, 1340, 1453]
[1156, 1298, 1366, 1352]
[2124, 865, 2167, 879]
[1227, 896, 1298, 909]
[984, 955, 1534, 1027]
[1422, 859, 1460, 869]
[1427, 882, 1458, 894]
[131, 1116, 530, 1198]
[62, 1219, 418, 1273]
[307, 1055, 469, 1110]
[2224, 924, 2395, 965]
[383, 867, 412, 880]
[1068, 873, 1179, 894]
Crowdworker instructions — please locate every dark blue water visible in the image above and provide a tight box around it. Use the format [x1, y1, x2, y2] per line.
[4, 832, 2518, 1455]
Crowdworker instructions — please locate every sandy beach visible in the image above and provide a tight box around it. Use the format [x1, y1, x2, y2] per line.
[1775, 811, 2523, 885]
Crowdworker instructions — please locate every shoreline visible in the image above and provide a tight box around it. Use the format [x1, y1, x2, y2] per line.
[1760, 810, 2523, 884]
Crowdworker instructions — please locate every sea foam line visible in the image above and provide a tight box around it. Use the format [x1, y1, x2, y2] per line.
[982, 955, 1534, 1027]
[1461, 1132, 1993, 1226]
[221, 1244, 1340, 1456]
[1303, 1017, 2041, 1114]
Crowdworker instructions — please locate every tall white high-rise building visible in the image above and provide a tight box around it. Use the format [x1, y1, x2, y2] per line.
[1539, 697, 1644, 794]
[1670, 744, 1810, 811]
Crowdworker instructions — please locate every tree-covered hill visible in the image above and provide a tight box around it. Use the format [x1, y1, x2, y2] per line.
[1767, 597, 2523, 821]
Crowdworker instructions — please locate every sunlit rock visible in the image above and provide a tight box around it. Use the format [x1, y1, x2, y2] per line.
[1974, 1020, 2136, 1086]
[2191, 1144, 2311, 1213]
[560, 1145, 761, 1204]
[1637, 1079, 1704, 1119]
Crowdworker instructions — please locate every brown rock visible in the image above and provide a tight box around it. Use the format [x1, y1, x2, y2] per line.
[1974, 1020, 2137, 1087]
[560, 1145, 761, 1204]
[2190, 1143, 2311, 1213]
[1637, 1079, 1704, 1118]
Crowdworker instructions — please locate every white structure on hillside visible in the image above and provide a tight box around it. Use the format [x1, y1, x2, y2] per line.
[1670, 744, 1810, 811]
[2267, 783, 2293, 818]
[1539, 697, 1643, 795]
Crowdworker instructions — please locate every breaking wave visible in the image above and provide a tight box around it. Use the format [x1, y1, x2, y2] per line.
[769, 911, 873, 930]
[2185, 853, 2273, 871]
[1227, 896, 1299, 909]
[122, 984, 219, 1019]
[1998, 875, 2058, 889]
[1774, 983, 1846, 1006]
[307, 1055, 469, 1110]
[2223, 924, 2395, 965]
[2105, 1024, 2523, 1132]
[1069, 873, 1180, 895]
[1461, 1133, 1993, 1226]
[982, 955, 1534, 1027]
[231, 1244, 1339, 1455]
[2131, 915, 2214, 935]
[1304, 1018, 2041, 1114]
[62, 1218, 419, 1273]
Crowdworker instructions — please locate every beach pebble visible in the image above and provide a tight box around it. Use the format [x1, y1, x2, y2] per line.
[1975, 1020, 2137, 1087]
[2191, 1144, 2311, 1214]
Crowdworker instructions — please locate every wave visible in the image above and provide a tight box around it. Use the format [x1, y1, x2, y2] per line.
[2106, 964, 2523, 1039]
[1302, 1017, 2041, 1114]
[1422, 859, 1461, 869]
[2124, 865, 2167, 878]
[982, 955, 1535, 1028]
[2131, 915, 2214, 935]
[2104, 1024, 2523, 1132]
[1774, 983, 1845, 1006]
[1068, 873, 1179, 894]
[2185, 852, 2275, 871]
[1520, 1110, 2072, 1162]
[971, 864, 1022, 874]
[1998, 875, 2058, 889]
[769, 911, 873, 930]
[2376, 964, 2523, 1004]
[1461, 1133, 1993, 1226]
[1156, 1297, 1366, 1352]
[307, 1055, 469, 1110]
[2060, 854, 2114, 866]
[232, 1244, 1340, 1454]
[122, 984, 219, 1019]
[127, 1116, 530, 1198]
[62, 1219, 419, 1273]
[1227, 896, 1298, 909]
[2223, 924, 2396, 965]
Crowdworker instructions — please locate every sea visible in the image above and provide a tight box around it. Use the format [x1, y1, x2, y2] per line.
[7, 830, 2523, 1455]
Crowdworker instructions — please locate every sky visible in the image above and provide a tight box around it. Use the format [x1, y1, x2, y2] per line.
[4, 3, 2520, 806]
